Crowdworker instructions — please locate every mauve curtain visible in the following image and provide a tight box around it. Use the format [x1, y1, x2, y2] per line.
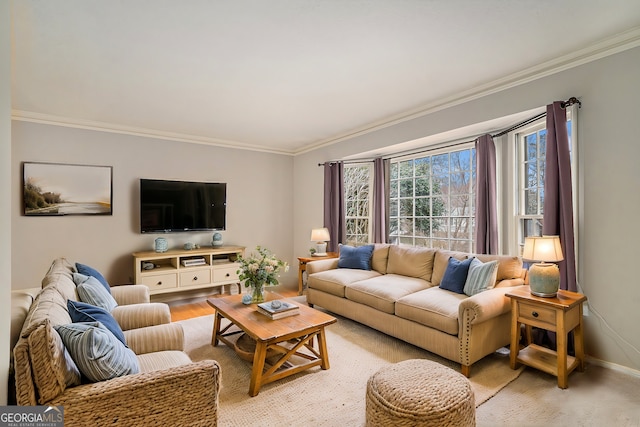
[474, 134, 499, 254]
[323, 162, 345, 253]
[543, 101, 577, 292]
[372, 158, 388, 243]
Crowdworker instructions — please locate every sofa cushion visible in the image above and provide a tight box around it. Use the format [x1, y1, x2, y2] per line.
[386, 245, 436, 281]
[345, 275, 431, 314]
[73, 273, 118, 311]
[308, 269, 381, 297]
[55, 322, 140, 383]
[68, 300, 127, 345]
[137, 351, 193, 373]
[76, 262, 112, 294]
[431, 250, 468, 287]
[395, 287, 467, 335]
[463, 258, 499, 296]
[439, 257, 473, 294]
[371, 244, 390, 274]
[474, 254, 524, 284]
[338, 244, 375, 270]
[20, 319, 81, 404]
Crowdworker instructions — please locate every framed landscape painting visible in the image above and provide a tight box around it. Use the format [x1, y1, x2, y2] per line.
[23, 162, 113, 216]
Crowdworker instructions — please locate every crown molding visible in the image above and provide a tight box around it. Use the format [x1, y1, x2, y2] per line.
[12, 27, 640, 157]
[295, 26, 640, 156]
[10, 110, 296, 156]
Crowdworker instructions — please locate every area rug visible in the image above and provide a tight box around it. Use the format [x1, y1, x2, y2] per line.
[180, 312, 523, 427]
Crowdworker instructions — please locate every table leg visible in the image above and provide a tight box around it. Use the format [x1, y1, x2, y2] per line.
[211, 312, 221, 346]
[249, 341, 268, 397]
[509, 299, 520, 369]
[556, 311, 568, 389]
[298, 261, 306, 295]
[317, 328, 330, 370]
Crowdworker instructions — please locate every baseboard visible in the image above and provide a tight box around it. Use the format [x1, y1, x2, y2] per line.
[586, 355, 640, 378]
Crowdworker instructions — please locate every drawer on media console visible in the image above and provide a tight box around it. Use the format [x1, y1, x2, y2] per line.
[180, 269, 212, 287]
[213, 265, 240, 283]
[141, 273, 178, 290]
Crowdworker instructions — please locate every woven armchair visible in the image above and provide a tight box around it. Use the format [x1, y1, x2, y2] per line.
[12, 258, 221, 426]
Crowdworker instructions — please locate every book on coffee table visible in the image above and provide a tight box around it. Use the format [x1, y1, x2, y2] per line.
[256, 301, 299, 319]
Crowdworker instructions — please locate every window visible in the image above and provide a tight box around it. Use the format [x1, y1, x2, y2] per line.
[389, 146, 476, 251]
[344, 163, 373, 246]
[514, 118, 573, 255]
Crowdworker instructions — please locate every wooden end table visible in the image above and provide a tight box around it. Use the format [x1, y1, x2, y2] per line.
[207, 293, 337, 396]
[297, 252, 338, 295]
[506, 286, 587, 389]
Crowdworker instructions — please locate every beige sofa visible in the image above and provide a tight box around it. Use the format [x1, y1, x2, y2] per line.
[12, 258, 220, 427]
[306, 244, 526, 376]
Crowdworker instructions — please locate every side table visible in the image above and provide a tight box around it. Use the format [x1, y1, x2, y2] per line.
[297, 252, 338, 295]
[506, 285, 587, 389]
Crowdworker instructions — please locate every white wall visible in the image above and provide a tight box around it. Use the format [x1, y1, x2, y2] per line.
[294, 46, 640, 372]
[11, 123, 297, 291]
[1, 0, 11, 405]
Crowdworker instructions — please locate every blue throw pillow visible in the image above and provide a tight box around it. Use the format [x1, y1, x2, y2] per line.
[76, 263, 111, 294]
[337, 244, 375, 270]
[439, 257, 473, 294]
[68, 300, 127, 345]
[54, 322, 139, 383]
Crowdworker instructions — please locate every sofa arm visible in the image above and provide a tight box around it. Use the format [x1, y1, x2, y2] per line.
[124, 323, 184, 354]
[110, 285, 150, 305]
[306, 258, 339, 275]
[458, 286, 515, 328]
[112, 303, 171, 330]
[48, 360, 220, 427]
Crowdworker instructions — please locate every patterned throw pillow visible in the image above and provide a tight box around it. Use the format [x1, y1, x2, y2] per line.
[75, 262, 112, 294]
[67, 300, 127, 345]
[54, 322, 139, 383]
[463, 258, 499, 296]
[439, 257, 474, 294]
[73, 273, 118, 312]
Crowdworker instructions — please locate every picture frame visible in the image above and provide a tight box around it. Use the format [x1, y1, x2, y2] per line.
[23, 162, 113, 216]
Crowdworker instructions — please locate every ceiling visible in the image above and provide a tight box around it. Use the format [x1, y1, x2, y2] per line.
[11, 1, 640, 155]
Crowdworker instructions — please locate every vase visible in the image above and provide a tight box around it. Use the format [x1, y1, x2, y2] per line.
[251, 284, 265, 303]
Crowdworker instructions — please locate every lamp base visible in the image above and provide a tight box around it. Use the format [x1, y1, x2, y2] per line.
[529, 263, 560, 297]
[314, 242, 327, 257]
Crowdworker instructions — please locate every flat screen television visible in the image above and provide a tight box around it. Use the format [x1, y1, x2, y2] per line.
[140, 179, 226, 233]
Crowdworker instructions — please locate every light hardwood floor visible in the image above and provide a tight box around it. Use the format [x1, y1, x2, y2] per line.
[169, 288, 299, 321]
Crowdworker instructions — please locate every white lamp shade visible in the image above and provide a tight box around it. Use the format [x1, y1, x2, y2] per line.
[522, 235, 564, 262]
[310, 228, 331, 242]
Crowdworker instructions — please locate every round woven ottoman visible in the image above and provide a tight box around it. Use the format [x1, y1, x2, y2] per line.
[366, 359, 475, 427]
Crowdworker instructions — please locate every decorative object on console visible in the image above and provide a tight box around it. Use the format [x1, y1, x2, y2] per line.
[310, 228, 330, 256]
[236, 246, 289, 303]
[184, 242, 194, 250]
[522, 235, 564, 297]
[154, 237, 168, 253]
[212, 232, 223, 247]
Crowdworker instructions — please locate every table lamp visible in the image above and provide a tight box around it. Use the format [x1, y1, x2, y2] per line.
[310, 228, 330, 256]
[522, 235, 564, 297]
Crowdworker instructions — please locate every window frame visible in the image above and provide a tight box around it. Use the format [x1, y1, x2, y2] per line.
[388, 142, 476, 251]
[343, 162, 374, 246]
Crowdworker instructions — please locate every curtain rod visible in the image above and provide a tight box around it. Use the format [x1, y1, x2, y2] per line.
[318, 96, 581, 166]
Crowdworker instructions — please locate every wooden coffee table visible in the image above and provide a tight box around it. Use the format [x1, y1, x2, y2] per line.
[206, 293, 337, 396]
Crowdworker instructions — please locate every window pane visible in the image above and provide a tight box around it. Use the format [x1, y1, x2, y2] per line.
[399, 160, 413, 178]
[414, 158, 429, 176]
[399, 179, 413, 197]
[415, 177, 429, 196]
[399, 199, 413, 216]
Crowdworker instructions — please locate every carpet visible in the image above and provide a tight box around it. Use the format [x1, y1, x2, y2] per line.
[180, 312, 523, 427]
